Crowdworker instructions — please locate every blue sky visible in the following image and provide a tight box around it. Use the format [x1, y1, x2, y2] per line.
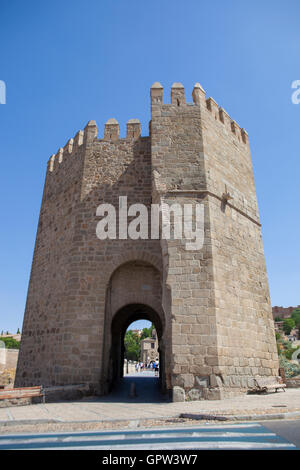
[0, 0, 299, 333]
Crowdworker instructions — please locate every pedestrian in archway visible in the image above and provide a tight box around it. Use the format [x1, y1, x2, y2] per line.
[155, 358, 159, 376]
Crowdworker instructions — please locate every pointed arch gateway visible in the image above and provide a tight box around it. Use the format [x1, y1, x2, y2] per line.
[100, 259, 168, 396]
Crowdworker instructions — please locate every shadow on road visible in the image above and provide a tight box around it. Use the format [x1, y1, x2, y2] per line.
[85, 372, 170, 404]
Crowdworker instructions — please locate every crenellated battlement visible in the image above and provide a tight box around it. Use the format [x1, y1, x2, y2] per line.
[47, 81, 248, 176]
[48, 117, 144, 173]
[47, 120, 98, 172]
[48, 128, 85, 172]
[73, 130, 84, 150]
[150, 81, 249, 145]
[102, 118, 141, 141]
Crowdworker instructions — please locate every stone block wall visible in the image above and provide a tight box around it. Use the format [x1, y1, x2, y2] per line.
[15, 117, 164, 393]
[150, 82, 278, 400]
[199, 89, 278, 395]
[15, 127, 87, 387]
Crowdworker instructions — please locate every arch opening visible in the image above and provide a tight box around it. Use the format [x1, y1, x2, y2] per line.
[108, 303, 167, 401]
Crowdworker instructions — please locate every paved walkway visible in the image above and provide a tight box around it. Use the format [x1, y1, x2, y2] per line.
[0, 373, 300, 432]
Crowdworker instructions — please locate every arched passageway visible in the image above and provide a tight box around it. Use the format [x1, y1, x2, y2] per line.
[100, 259, 170, 400]
[109, 303, 166, 400]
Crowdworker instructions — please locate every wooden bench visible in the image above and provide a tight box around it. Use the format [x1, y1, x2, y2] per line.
[252, 376, 286, 394]
[0, 386, 45, 403]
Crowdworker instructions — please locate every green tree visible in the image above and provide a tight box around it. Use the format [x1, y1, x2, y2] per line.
[17, 328, 20, 334]
[1, 337, 20, 349]
[291, 310, 300, 338]
[140, 324, 154, 341]
[283, 318, 296, 335]
[284, 345, 300, 360]
[124, 330, 140, 361]
[140, 328, 150, 341]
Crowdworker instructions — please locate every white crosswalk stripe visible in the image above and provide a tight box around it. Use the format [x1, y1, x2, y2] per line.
[0, 423, 296, 450]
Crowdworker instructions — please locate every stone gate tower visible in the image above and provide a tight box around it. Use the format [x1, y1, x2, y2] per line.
[15, 82, 278, 401]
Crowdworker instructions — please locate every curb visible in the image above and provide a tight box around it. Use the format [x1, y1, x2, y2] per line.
[0, 418, 64, 427]
[0, 415, 181, 428]
[228, 411, 300, 421]
[180, 411, 300, 422]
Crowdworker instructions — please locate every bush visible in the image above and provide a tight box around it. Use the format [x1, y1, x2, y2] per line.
[284, 346, 300, 360]
[283, 318, 296, 335]
[291, 310, 300, 338]
[0, 337, 20, 349]
[279, 355, 300, 378]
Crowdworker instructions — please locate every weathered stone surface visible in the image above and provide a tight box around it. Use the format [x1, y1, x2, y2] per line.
[187, 388, 202, 401]
[195, 376, 210, 389]
[210, 374, 223, 388]
[172, 386, 185, 402]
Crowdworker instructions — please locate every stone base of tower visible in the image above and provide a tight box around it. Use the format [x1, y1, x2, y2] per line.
[171, 371, 280, 402]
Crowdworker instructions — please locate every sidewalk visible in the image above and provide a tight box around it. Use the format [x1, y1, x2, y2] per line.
[0, 374, 300, 434]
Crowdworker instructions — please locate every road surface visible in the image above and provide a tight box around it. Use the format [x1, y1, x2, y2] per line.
[0, 421, 299, 450]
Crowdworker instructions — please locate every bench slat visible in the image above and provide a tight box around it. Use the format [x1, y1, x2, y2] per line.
[0, 391, 42, 397]
[1, 386, 41, 392]
[0, 391, 42, 398]
[0, 393, 43, 400]
[0, 385, 44, 401]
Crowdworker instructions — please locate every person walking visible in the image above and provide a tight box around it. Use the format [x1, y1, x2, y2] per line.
[154, 358, 159, 376]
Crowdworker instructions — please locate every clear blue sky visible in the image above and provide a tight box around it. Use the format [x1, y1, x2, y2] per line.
[0, 0, 299, 333]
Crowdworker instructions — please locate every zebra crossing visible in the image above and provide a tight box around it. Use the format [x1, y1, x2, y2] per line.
[0, 422, 297, 450]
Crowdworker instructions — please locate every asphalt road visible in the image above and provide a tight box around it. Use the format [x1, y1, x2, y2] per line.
[260, 419, 300, 448]
[0, 420, 299, 450]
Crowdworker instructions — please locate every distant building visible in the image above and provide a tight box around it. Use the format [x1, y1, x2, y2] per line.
[140, 329, 158, 364]
[274, 321, 299, 342]
[272, 305, 300, 320]
[131, 329, 142, 337]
